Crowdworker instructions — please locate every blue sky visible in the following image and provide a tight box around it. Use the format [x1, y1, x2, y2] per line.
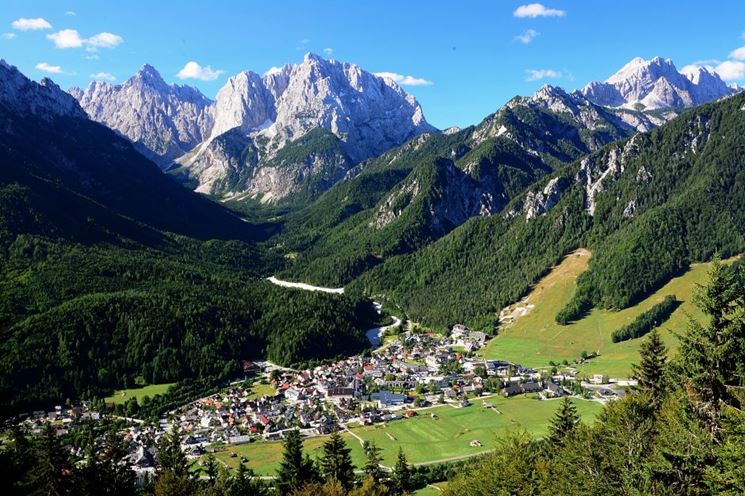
[2, 0, 745, 128]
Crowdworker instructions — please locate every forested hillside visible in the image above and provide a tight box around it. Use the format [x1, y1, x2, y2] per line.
[0, 66, 376, 416]
[277, 87, 635, 286]
[351, 93, 745, 331]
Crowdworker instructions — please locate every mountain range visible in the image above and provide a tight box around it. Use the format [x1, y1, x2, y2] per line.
[72, 53, 433, 205]
[69, 54, 737, 209]
[1, 51, 743, 413]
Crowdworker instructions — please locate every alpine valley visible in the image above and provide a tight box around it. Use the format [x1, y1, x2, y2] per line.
[2, 22, 745, 496]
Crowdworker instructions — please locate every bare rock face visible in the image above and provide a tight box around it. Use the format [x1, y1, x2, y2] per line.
[180, 53, 435, 201]
[1, 59, 86, 120]
[70, 64, 214, 168]
[523, 177, 569, 220]
[578, 56, 735, 111]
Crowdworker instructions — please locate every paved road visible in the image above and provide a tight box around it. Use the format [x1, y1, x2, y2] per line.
[266, 276, 344, 294]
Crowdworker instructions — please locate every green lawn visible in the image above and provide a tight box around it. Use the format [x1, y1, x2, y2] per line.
[246, 382, 276, 400]
[349, 396, 601, 466]
[210, 396, 600, 476]
[482, 250, 730, 378]
[213, 433, 367, 475]
[105, 383, 174, 405]
[413, 482, 448, 495]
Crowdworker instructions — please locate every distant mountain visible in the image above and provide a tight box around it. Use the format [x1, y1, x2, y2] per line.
[0, 60, 255, 242]
[276, 83, 637, 286]
[71, 53, 434, 205]
[352, 91, 745, 330]
[176, 52, 434, 203]
[578, 56, 736, 111]
[0, 60, 375, 414]
[70, 64, 214, 168]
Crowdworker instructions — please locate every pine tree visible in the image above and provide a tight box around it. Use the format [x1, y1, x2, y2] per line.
[548, 397, 580, 446]
[320, 430, 356, 490]
[390, 448, 411, 494]
[31, 424, 73, 496]
[363, 441, 385, 484]
[276, 430, 318, 494]
[204, 453, 218, 485]
[156, 424, 190, 476]
[679, 260, 745, 438]
[632, 329, 668, 409]
[221, 462, 269, 496]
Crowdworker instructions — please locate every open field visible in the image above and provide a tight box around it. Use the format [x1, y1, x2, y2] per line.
[213, 432, 367, 475]
[348, 397, 600, 465]
[105, 383, 174, 405]
[413, 482, 448, 495]
[213, 396, 601, 475]
[482, 250, 733, 378]
[246, 382, 276, 400]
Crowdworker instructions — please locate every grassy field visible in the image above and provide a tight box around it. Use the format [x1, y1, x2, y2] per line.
[481, 250, 730, 378]
[213, 396, 601, 475]
[213, 432, 367, 475]
[246, 382, 276, 400]
[413, 482, 448, 495]
[348, 396, 601, 466]
[105, 383, 174, 405]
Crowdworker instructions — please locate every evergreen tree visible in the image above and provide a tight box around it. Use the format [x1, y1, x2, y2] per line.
[679, 261, 745, 438]
[548, 397, 580, 447]
[31, 424, 73, 496]
[276, 430, 318, 494]
[156, 424, 189, 476]
[363, 441, 385, 484]
[204, 453, 218, 485]
[220, 462, 269, 496]
[632, 329, 669, 410]
[390, 448, 411, 494]
[320, 430, 356, 490]
[78, 424, 136, 496]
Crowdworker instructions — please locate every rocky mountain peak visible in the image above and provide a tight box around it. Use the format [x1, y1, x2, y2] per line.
[579, 56, 735, 111]
[71, 64, 214, 167]
[0, 59, 86, 120]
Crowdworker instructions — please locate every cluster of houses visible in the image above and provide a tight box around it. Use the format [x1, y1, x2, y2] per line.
[150, 325, 591, 448]
[13, 323, 629, 481]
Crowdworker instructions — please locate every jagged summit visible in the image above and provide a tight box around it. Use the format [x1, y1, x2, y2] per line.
[0, 59, 86, 120]
[578, 56, 735, 110]
[71, 64, 215, 167]
[181, 52, 435, 200]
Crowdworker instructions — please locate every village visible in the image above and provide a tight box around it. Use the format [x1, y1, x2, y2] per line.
[13, 323, 633, 480]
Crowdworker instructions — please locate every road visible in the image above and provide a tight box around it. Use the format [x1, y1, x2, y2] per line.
[266, 276, 344, 294]
[267, 276, 404, 346]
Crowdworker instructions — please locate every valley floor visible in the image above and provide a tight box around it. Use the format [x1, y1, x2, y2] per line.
[211, 396, 601, 475]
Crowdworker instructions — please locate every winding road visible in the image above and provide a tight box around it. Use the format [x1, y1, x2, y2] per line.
[267, 276, 402, 346]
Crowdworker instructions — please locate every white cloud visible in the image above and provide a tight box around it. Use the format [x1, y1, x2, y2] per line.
[84, 53, 100, 60]
[1, 32, 16, 40]
[374, 71, 434, 86]
[264, 66, 283, 76]
[47, 29, 83, 48]
[525, 68, 562, 81]
[35, 62, 63, 74]
[90, 71, 116, 81]
[47, 29, 123, 50]
[715, 60, 745, 81]
[515, 29, 539, 44]
[177, 61, 225, 81]
[86, 32, 123, 48]
[514, 3, 565, 18]
[11, 17, 52, 31]
[729, 46, 745, 61]
[323, 47, 333, 56]
[65, 11, 76, 16]
[300, 38, 310, 44]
